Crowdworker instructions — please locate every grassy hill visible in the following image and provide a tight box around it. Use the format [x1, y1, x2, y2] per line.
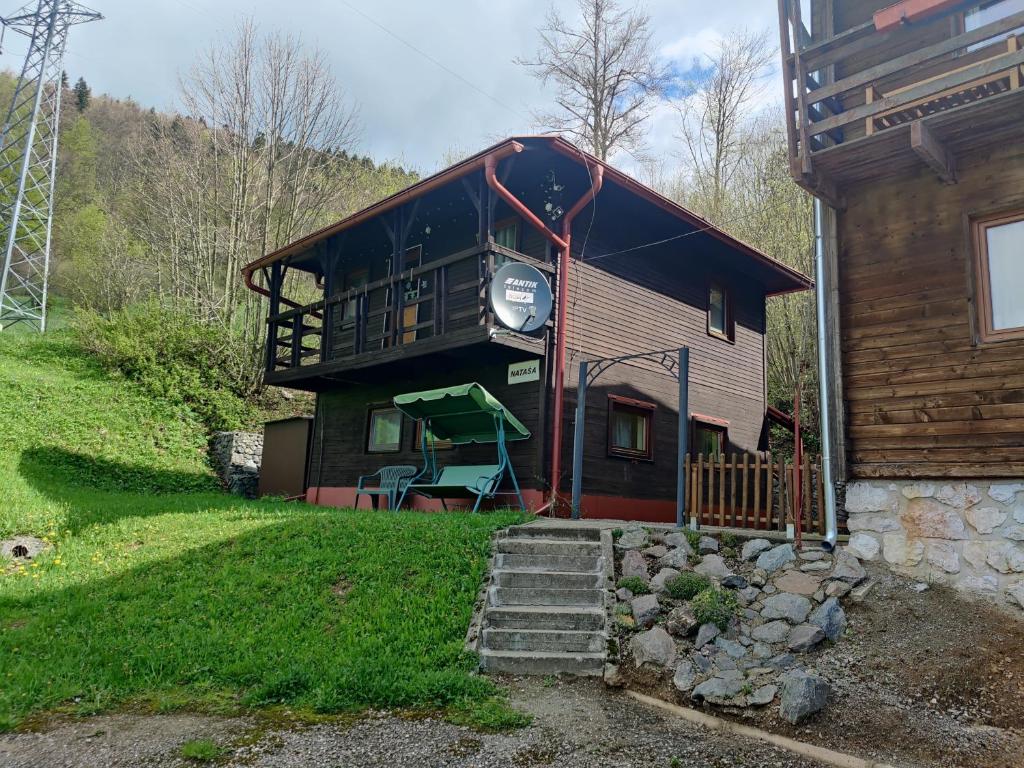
[0, 332, 525, 731]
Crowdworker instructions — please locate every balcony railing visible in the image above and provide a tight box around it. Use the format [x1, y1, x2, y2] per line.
[779, 0, 1024, 195]
[265, 243, 552, 375]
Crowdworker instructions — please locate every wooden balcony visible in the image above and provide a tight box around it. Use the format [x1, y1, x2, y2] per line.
[264, 243, 551, 388]
[779, 0, 1024, 203]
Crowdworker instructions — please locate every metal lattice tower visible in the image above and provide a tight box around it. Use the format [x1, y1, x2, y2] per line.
[0, 0, 101, 331]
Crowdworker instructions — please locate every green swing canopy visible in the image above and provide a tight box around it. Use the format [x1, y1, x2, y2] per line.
[392, 382, 531, 445]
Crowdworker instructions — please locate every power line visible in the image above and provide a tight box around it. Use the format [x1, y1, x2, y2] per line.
[338, 0, 526, 125]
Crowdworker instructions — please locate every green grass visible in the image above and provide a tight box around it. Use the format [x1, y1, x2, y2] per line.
[180, 738, 225, 762]
[0, 331, 528, 731]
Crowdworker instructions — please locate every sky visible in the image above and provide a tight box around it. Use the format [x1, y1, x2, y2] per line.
[2, 0, 784, 175]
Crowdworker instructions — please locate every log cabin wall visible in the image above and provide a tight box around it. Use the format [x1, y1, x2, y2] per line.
[838, 139, 1024, 479]
[560, 255, 769, 502]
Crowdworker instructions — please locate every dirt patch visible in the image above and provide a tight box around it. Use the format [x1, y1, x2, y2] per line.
[625, 564, 1024, 768]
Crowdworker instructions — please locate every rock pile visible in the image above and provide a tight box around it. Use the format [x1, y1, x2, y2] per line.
[608, 527, 867, 724]
[209, 431, 263, 498]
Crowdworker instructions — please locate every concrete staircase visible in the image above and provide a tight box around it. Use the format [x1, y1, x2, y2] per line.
[475, 525, 612, 676]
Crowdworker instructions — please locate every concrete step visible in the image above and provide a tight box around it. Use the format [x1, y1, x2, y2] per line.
[494, 569, 605, 590]
[495, 552, 603, 573]
[478, 649, 604, 676]
[503, 525, 602, 542]
[489, 586, 605, 607]
[482, 628, 607, 654]
[495, 538, 602, 557]
[484, 605, 606, 631]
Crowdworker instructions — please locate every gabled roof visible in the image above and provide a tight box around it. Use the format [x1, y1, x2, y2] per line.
[241, 135, 812, 294]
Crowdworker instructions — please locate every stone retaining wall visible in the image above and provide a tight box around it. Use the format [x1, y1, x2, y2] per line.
[210, 431, 263, 498]
[843, 480, 1024, 610]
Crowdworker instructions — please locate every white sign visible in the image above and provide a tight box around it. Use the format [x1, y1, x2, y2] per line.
[508, 359, 540, 384]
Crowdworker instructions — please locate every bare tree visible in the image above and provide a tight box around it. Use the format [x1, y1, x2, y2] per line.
[677, 28, 775, 222]
[517, 0, 668, 161]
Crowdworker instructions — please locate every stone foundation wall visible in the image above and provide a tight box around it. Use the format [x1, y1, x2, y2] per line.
[843, 480, 1024, 610]
[210, 431, 263, 498]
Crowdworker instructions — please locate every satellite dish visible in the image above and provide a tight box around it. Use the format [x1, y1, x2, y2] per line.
[488, 262, 553, 334]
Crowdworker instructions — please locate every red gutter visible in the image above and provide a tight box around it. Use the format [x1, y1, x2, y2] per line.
[484, 152, 604, 509]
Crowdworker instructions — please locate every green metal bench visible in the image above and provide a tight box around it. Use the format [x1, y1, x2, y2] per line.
[355, 465, 418, 510]
[401, 465, 502, 512]
[392, 382, 529, 513]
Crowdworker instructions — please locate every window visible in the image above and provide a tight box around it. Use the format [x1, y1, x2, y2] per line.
[343, 268, 368, 322]
[965, 1, 1024, 52]
[493, 219, 519, 267]
[413, 420, 453, 451]
[367, 407, 403, 453]
[692, 416, 729, 458]
[607, 395, 655, 461]
[708, 283, 732, 340]
[972, 208, 1024, 342]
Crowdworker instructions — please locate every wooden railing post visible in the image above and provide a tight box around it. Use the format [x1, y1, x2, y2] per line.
[696, 453, 704, 528]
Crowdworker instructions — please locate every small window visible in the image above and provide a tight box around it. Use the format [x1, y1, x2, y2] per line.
[493, 220, 519, 267]
[413, 420, 453, 451]
[367, 407, 403, 453]
[965, 1, 1024, 51]
[692, 415, 728, 458]
[607, 395, 655, 461]
[972, 208, 1024, 342]
[708, 283, 732, 340]
[343, 268, 368, 322]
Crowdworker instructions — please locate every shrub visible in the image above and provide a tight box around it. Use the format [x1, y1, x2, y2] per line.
[684, 529, 701, 551]
[616, 576, 650, 595]
[720, 532, 738, 549]
[691, 588, 739, 631]
[74, 301, 256, 432]
[664, 572, 712, 600]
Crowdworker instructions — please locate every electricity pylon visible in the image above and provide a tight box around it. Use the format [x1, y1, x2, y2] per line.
[0, 0, 101, 332]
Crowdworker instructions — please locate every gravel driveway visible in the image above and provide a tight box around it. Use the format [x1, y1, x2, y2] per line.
[1, 678, 826, 768]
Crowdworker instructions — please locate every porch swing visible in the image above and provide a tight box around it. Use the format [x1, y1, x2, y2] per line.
[392, 382, 529, 512]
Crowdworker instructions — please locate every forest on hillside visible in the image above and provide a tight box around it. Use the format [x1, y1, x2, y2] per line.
[2, 7, 817, 450]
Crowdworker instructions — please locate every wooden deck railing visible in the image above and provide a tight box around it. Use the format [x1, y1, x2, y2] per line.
[685, 452, 829, 535]
[265, 243, 551, 373]
[779, 0, 1024, 179]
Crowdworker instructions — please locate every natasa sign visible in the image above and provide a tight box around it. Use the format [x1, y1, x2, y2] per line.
[508, 359, 540, 384]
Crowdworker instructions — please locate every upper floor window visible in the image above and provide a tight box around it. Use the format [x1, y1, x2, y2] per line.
[343, 268, 368, 322]
[607, 395, 655, 461]
[708, 283, 733, 341]
[493, 219, 519, 268]
[972, 208, 1024, 342]
[965, 1, 1024, 51]
[367, 406, 403, 453]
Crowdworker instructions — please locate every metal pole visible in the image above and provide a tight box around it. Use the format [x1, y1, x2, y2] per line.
[676, 348, 689, 528]
[570, 360, 588, 519]
[814, 198, 839, 550]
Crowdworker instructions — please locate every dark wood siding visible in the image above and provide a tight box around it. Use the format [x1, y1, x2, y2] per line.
[308, 350, 547, 492]
[838, 140, 1024, 478]
[560, 257, 767, 499]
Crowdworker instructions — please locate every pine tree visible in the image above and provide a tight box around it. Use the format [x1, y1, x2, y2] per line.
[61, 70, 69, 89]
[73, 76, 90, 112]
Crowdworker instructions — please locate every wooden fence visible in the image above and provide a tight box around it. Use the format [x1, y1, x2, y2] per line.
[684, 453, 827, 535]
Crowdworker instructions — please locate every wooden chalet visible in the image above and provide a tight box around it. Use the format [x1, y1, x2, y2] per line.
[243, 136, 810, 522]
[778, 0, 1024, 484]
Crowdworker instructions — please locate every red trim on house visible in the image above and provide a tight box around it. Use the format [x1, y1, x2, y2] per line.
[874, 0, 964, 32]
[691, 413, 730, 429]
[307, 486, 547, 512]
[305, 487, 678, 524]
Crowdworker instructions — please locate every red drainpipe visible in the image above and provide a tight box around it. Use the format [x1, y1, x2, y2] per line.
[484, 153, 604, 510]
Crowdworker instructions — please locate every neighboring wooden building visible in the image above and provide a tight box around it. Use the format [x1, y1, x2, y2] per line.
[777, 0, 1024, 604]
[242, 136, 809, 522]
